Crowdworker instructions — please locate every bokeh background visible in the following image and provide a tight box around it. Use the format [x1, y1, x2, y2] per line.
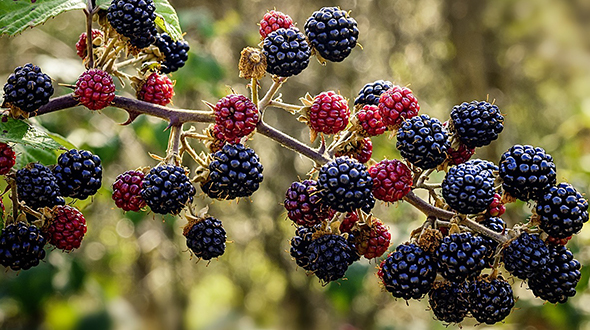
[1, 0, 590, 329]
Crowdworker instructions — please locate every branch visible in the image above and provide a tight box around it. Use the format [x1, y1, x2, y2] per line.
[403, 191, 455, 220]
[258, 77, 286, 112]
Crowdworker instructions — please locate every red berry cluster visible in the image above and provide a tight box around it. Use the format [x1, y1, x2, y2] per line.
[378, 86, 419, 129]
[112, 170, 146, 212]
[308, 91, 350, 135]
[214, 94, 260, 142]
[354, 104, 387, 137]
[137, 72, 174, 106]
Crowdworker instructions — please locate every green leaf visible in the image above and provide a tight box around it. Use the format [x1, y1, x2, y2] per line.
[153, 0, 183, 41]
[0, 0, 86, 36]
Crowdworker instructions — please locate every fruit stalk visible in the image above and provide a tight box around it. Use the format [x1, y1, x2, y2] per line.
[84, 0, 95, 69]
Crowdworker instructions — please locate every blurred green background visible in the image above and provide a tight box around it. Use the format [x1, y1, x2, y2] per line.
[1, 0, 590, 329]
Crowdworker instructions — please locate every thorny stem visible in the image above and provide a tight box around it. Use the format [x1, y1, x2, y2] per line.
[415, 168, 434, 187]
[461, 217, 509, 243]
[268, 100, 301, 113]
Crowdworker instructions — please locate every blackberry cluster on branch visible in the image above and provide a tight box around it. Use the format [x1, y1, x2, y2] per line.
[441, 159, 496, 214]
[262, 28, 311, 77]
[53, 149, 103, 200]
[450, 100, 504, 148]
[536, 182, 589, 239]
[154, 33, 190, 73]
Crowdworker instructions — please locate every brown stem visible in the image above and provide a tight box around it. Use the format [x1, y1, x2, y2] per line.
[403, 191, 455, 220]
[85, 0, 95, 69]
[258, 78, 286, 112]
[460, 217, 509, 243]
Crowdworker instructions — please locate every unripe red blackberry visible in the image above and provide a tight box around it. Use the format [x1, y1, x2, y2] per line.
[368, 159, 412, 203]
[53, 149, 103, 200]
[307, 233, 356, 283]
[339, 211, 358, 233]
[214, 94, 259, 143]
[334, 137, 373, 164]
[154, 33, 190, 73]
[528, 245, 581, 303]
[136, 72, 174, 106]
[3, 63, 54, 113]
[107, 0, 157, 49]
[183, 216, 226, 260]
[536, 182, 588, 239]
[396, 114, 449, 169]
[503, 232, 549, 280]
[259, 10, 294, 39]
[203, 124, 239, 153]
[378, 243, 437, 300]
[428, 281, 469, 324]
[450, 100, 504, 149]
[17, 163, 65, 210]
[74, 69, 116, 111]
[435, 232, 488, 282]
[447, 143, 475, 166]
[262, 28, 311, 77]
[201, 143, 264, 200]
[353, 218, 391, 259]
[442, 159, 496, 214]
[308, 91, 350, 135]
[112, 170, 146, 212]
[546, 235, 572, 246]
[0, 142, 16, 175]
[44, 205, 87, 251]
[499, 145, 556, 201]
[75, 30, 103, 59]
[353, 104, 387, 137]
[304, 7, 359, 62]
[378, 86, 419, 129]
[141, 164, 196, 215]
[0, 222, 46, 271]
[487, 193, 506, 217]
[284, 180, 331, 227]
[318, 156, 374, 213]
[468, 275, 515, 324]
[354, 80, 394, 107]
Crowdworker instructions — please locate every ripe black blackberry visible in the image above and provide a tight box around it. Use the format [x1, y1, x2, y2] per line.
[107, 0, 157, 49]
[317, 156, 374, 213]
[53, 149, 103, 200]
[183, 216, 226, 260]
[536, 182, 589, 239]
[378, 243, 437, 300]
[478, 217, 506, 267]
[3, 63, 53, 113]
[304, 7, 359, 62]
[528, 245, 581, 303]
[428, 281, 469, 324]
[468, 275, 515, 324]
[16, 163, 65, 210]
[0, 222, 47, 271]
[307, 233, 356, 283]
[499, 145, 556, 201]
[503, 232, 549, 280]
[262, 28, 311, 77]
[354, 80, 393, 107]
[465, 159, 498, 172]
[155, 33, 190, 73]
[141, 164, 196, 215]
[450, 100, 504, 148]
[441, 160, 496, 214]
[396, 114, 449, 169]
[201, 143, 264, 200]
[435, 232, 488, 282]
[289, 226, 316, 270]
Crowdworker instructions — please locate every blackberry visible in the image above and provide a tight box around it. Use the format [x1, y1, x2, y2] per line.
[0, 142, 16, 175]
[396, 114, 449, 169]
[75, 30, 104, 59]
[53, 149, 103, 200]
[378, 243, 437, 300]
[536, 182, 589, 239]
[74, 69, 116, 111]
[465, 159, 498, 172]
[354, 80, 394, 107]
[304, 7, 359, 62]
[441, 160, 496, 214]
[353, 104, 386, 137]
[259, 10, 294, 39]
[447, 143, 475, 166]
[0, 222, 46, 271]
[428, 281, 469, 324]
[308, 91, 350, 135]
[154, 33, 190, 73]
[136, 72, 174, 106]
[468, 275, 515, 324]
[334, 137, 373, 164]
[450, 100, 504, 148]
[16, 163, 65, 210]
[289, 226, 316, 269]
[307, 233, 356, 283]
[353, 218, 391, 259]
[284, 180, 331, 227]
[201, 143, 264, 200]
[435, 232, 488, 282]
[213, 94, 259, 142]
[503, 232, 549, 280]
[339, 211, 358, 233]
[528, 245, 581, 303]
[478, 217, 506, 267]
[141, 164, 196, 215]
[107, 0, 157, 49]
[317, 156, 374, 213]
[487, 193, 506, 217]
[3, 63, 53, 113]
[378, 86, 420, 129]
[183, 216, 226, 260]
[44, 205, 87, 251]
[112, 170, 146, 212]
[368, 159, 413, 203]
[262, 28, 311, 77]
[499, 145, 556, 201]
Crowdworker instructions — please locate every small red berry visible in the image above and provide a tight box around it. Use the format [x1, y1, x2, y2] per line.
[75, 30, 104, 59]
[259, 10, 294, 39]
[137, 72, 174, 106]
[112, 170, 146, 212]
[339, 212, 359, 233]
[308, 91, 350, 135]
[354, 104, 387, 137]
[546, 236, 572, 246]
[0, 142, 16, 175]
[369, 159, 413, 202]
[335, 137, 373, 164]
[448, 143, 475, 165]
[75, 69, 116, 110]
[44, 205, 87, 251]
[487, 193, 506, 217]
[355, 218, 391, 259]
[378, 86, 419, 129]
[214, 94, 259, 142]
